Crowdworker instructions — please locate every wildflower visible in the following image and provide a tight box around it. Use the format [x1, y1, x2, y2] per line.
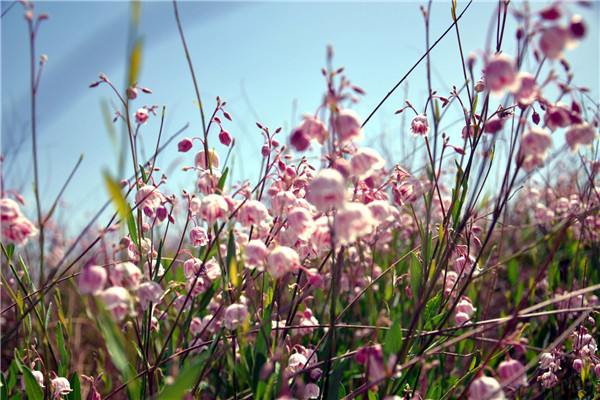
[298, 308, 319, 335]
[539, 352, 555, 369]
[219, 130, 232, 146]
[565, 122, 596, 152]
[456, 297, 476, 317]
[307, 169, 346, 212]
[455, 312, 470, 326]
[134, 108, 149, 124]
[178, 137, 194, 152]
[572, 358, 583, 373]
[484, 53, 516, 92]
[51, 376, 72, 398]
[395, 176, 423, 205]
[290, 117, 328, 151]
[510, 72, 539, 106]
[469, 376, 506, 400]
[237, 200, 269, 228]
[137, 281, 163, 310]
[135, 185, 163, 211]
[356, 344, 385, 382]
[126, 87, 137, 100]
[113, 262, 141, 290]
[454, 254, 477, 276]
[569, 15, 585, 39]
[243, 240, 267, 270]
[1, 215, 38, 246]
[199, 194, 228, 226]
[143, 259, 164, 278]
[267, 246, 300, 279]
[539, 26, 570, 60]
[79, 265, 107, 295]
[410, 114, 430, 137]
[336, 109, 363, 145]
[333, 202, 376, 245]
[285, 207, 316, 241]
[484, 116, 504, 134]
[498, 358, 528, 388]
[194, 149, 220, 170]
[286, 352, 308, 374]
[304, 383, 320, 399]
[223, 303, 249, 330]
[350, 147, 386, 179]
[190, 226, 209, 247]
[544, 102, 572, 131]
[0, 198, 21, 222]
[100, 287, 134, 322]
[539, 370, 558, 388]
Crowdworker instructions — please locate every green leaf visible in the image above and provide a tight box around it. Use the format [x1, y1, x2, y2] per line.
[139, 164, 148, 184]
[96, 307, 128, 374]
[1, 373, 8, 400]
[8, 359, 18, 391]
[127, 212, 138, 247]
[128, 38, 143, 86]
[103, 171, 131, 219]
[66, 372, 82, 400]
[326, 358, 347, 400]
[6, 243, 14, 260]
[424, 291, 442, 324]
[57, 323, 69, 374]
[156, 356, 207, 400]
[45, 302, 53, 330]
[383, 318, 403, 357]
[22, 366, 44, 400]
[217, 167, 229, 192]
[409, 252, 422, 299]
[507, 259, 518, 286]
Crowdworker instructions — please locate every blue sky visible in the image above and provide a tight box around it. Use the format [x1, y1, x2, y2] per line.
[1, 1, 598, 230]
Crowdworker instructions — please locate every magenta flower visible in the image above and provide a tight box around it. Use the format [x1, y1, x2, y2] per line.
[219, 130, 232, 146]
[178, 137, 194, 152]
[307, 169, 346, 212]
[410, 114, 430, 137]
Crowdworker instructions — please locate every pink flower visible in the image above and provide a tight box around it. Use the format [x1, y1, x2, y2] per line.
[307, 169, 346, 212]
[539, 371, 558, 388]
[484, 116, 504, 134]
[520, 126, 552, 156]
[137, 281, 163, 310]
[267, 246, 300, 279]
[539, 352, 555, 370]
[544, 102, 572, 131]
[484, 53, 516, 92]
[498, 358, 528, 388]
[356, 344, 385, 382]
[51, 376, 72, 398]
[469, 376, 505, 400]
[510, 72, 539, 106]
[100, 286, 134, 322]
[1, 216, 38, 246]
[290, 117, 329, 151]
[143, 259, 164, 278]
[223, 303, 249, 330]
[190, 226, 209, 247]
[298, 308, 319, 335]
[199, 194, 228, 226]
[395, 176, 423, 205]
[134, 108, 149, 124]
[285, 207, 315, 241]
[135, 185, 163, 211]
[336, 109, 363, 145]
[333, 203, 376, 245]
[410, 114, 430, 137]
[113, 261, 141, 290]
[286, 352, 307, 374]
[455, 311, 470, 326]
[243, 240, 267, 270]
[237, 200, 269, 228]
[194, 149, 220, 170]
[304, 383, 320, 399]
[454, 254, 477, 276]
[350, 148, 386, 179]
[219, 130, 232, 146]
[183, 257, 203, 278]
[1, 198, 21, 223]
[456, 297, 476, 317]
[79, 265, 107, 295]
[178, 137, 194, 152]
[539, 26, 570, 60]
[565, 123, 596, 152]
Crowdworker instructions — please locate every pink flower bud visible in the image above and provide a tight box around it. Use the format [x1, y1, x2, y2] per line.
[156, 205, 168, 221]
[178, 137, 194, 152]
[79, 265, 107, 295]
[474, 79, 485, 92]
[219, 130, 232, 146]
[570, 15, 585, 39]
[126, 87, 138, 100]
